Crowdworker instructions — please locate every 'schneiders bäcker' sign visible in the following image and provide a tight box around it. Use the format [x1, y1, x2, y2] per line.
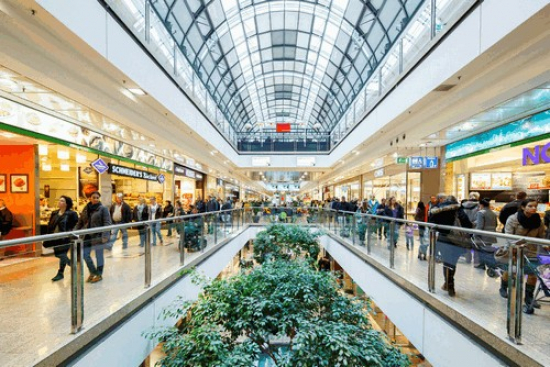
[108, 163, 162, 182]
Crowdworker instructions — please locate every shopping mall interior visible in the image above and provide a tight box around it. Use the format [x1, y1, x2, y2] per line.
[1, 0, 550, 366]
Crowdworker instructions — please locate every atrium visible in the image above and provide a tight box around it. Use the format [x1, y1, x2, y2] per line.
[0, 0, 550, 366]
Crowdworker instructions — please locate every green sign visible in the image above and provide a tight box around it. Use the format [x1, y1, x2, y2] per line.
[396, 157, 408, 164]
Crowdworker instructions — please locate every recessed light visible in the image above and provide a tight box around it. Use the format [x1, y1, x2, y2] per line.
[128, 88, 146, 96]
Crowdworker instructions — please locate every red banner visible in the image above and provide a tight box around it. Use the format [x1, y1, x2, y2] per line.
[276, 123, 291, 133]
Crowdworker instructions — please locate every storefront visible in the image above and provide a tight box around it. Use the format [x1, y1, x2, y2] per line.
[334, 177, 361, 201]
[0, 95, 173, 258]
[362, 155, 440, 218]
[445, 108, 550, 211]
[322, 185, 334, 201]
[173, 164, 205, 207]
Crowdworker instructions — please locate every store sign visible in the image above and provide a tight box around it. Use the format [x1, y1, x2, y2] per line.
[91, 158, 109, 174]
[424, 157, 439, 169]
[374, 168, 385, 178]
[157, 174, 166, 184]
[174, 164, 203, 180]
[108, 164, 160, 182]
[408, 156, 439, 169]
[409, 156, 424, 169]
[523, 143, 550, 166]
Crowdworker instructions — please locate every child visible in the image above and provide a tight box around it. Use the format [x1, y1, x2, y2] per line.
[405, 223, 415, 250]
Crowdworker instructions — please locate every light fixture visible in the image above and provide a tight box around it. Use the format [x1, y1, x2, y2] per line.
[57, 148, 70, 160]
[128, 88, 146, 96]
[42, 163, 52, 171]
[39, 144, 48, 156]
[60, 163, 70, 172]
[76, 153, 87, 164]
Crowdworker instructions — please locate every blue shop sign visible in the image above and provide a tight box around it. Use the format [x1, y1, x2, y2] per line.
[424, 157, 439, 169]
[409, 156, 424, 169]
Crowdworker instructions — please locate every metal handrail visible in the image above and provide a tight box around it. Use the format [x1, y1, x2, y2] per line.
[0, 208, 244, 249]
[328, 209, 550, 248]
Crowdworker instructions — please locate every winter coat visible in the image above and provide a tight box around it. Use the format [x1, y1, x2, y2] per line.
[461, 200, 479, 224]
[504, 213, 545, 257]
[474, 209, 497, 244]
[163, 204, 174, 218]
[0, 207, 13, 236]
[149, 204, 163, 220]
[75, 203, 112, 246]
[109, 202, 132, 223]
[383, 204, 404, 224]
[44, 209, 79, 255]
[428, 200, 472, 243]
[414, 207, 425, 222]
[206, 199, 220, 212]
[499, 199, 522, 228]
[133, 204, 149, 230]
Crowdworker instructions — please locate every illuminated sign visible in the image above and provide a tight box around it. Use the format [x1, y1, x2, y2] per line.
[108, 164, 161, 182]
[523, 143, 550, 166]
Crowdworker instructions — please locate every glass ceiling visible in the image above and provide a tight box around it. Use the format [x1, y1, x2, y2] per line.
[150, 0, 424, 134]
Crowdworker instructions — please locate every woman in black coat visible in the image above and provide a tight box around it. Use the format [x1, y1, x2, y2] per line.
[44, 196, 79, 281]
[383, 197, 404, 248]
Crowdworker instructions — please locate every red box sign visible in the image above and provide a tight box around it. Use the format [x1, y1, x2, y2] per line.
[276, 123, 291, 132]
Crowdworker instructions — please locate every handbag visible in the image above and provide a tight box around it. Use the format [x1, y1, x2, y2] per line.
[445, 214, 471, 249]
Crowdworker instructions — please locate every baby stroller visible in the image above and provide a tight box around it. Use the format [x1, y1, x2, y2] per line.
[524, 254, 550, 315]
[471, 236, 502, 278]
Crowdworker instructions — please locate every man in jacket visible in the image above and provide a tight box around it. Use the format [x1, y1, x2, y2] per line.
[108, 193, 132, 252]
[498, 191, 527, 231]
[428, 193, 472, 297]
[0, 198, 13, 260]
[149, 197, 164, 246]
[163, 200, 175, 237]
[461, 191, 480, 264]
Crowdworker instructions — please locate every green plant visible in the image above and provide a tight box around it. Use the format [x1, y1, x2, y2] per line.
[146, 260, 410, 367]
[252, 224, 321, 265]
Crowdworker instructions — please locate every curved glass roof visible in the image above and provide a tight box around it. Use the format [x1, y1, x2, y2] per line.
[150, 0, 424, 134]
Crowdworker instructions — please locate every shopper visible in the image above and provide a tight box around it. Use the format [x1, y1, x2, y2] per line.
[405, 223, 415, 251]
[428, 193, 472, 297]
[108, 193, 132, 252]
[0, 198, 13, 260]
[173, 200, 185, 237]
[415, 201, 428, 260]
[44, 196, 78, 281]
[473, 199, 497, 269]
[149, 197, 164, 246]
[133, 197, 149, 247]
[0, 198, 13, 240]
[75, 191, 112, 283]
[376, 198, 387, 238]
[163, 200, 175, 237]
[196, 197, 206, 213]
[501, 199, 545, 311]
[498, 191, 527, 232]
[461, 192, 481, 264]
[383, 197, 404, 248]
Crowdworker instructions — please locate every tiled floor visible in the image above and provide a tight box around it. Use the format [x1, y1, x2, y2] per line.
[322, 221, 550, 366]
[0, 221, 239, 367]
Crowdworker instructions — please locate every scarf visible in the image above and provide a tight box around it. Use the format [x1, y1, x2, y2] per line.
[517, 210, 541, 230]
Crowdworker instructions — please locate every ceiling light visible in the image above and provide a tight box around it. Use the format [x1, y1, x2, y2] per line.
[42, 163, 52, 171]
[76, 153, 87, 164]
[57, 148, 70, 160]
[128, 88, 146, 96]
[39, 144, 48, 156]
[392, 152, 398, 158]
[60, 163, 70, 172]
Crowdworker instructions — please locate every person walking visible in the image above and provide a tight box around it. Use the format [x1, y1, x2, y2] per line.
[461, 192, 480, 263]
[75, 191, 112, 283]
[43, 196, 78, 281]
[163, 200, 175, 237]
[108, 193, 132, 253]
[149, 197, 164, 246]
[0, 198, 13, 259]
[376, 198, 387, 239]
[428, 193, 472, 297]
[383, 197, 404, 248]
[415, 201, 428, 260]
[133, 197, 149, 247]
[501, 198, 546, 312]
[473, 199, 497, 269]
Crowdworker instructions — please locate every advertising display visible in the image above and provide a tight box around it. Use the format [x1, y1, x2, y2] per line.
[470, 173, 512, 190]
